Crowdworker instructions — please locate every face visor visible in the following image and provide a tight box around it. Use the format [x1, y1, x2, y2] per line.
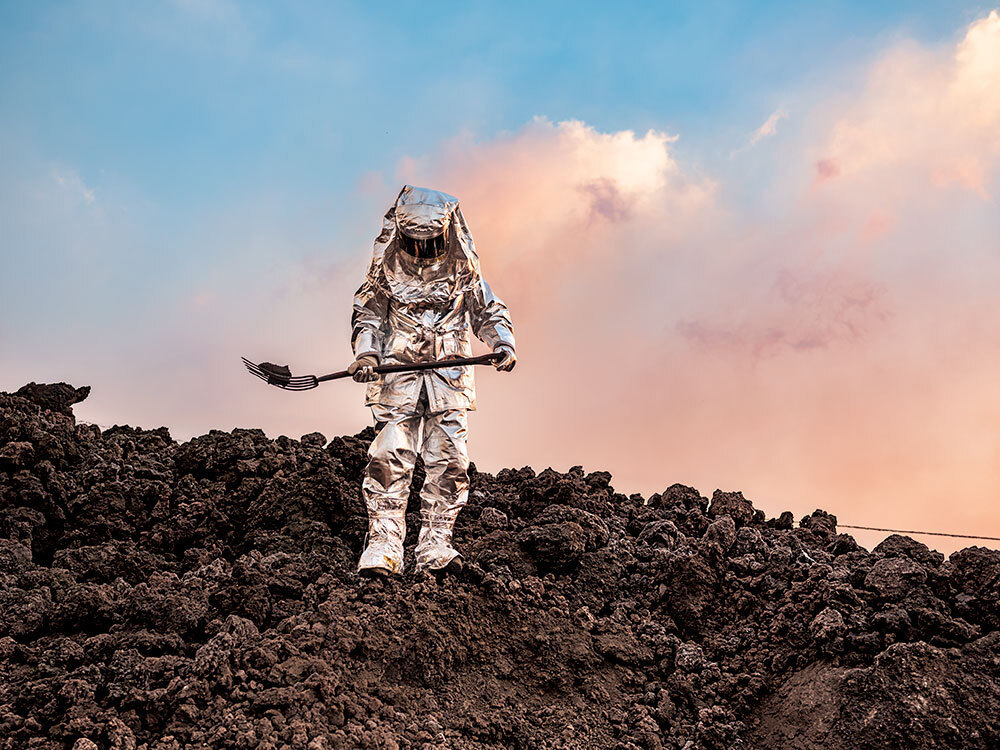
[398, 230, 448, 260]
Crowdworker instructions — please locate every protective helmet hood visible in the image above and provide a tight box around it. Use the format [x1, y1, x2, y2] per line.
[394, 187, 455, 240]
[364, 185, 482, 303]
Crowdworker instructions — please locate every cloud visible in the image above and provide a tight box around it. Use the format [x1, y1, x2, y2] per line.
[748, 108, 789, 147]
[385, 12, 1000, 554]
[396, 118, 712, 299]
[818, 10, 1000, 198]
[814, 158, 840, 181]
[52, 168, 96, 205]
[579, 178, 634, 223]
[677, 267, 889, 356]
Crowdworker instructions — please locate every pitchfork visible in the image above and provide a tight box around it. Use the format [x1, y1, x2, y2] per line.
[241, 353, 502, 391]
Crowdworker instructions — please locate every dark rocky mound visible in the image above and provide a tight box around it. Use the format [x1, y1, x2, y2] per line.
[2, 383, 998, 750]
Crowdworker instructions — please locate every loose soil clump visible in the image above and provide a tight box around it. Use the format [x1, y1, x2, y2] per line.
[2, 383, 998, 749]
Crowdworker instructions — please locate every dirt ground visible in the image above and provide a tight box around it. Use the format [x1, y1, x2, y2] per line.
[2, 382, 998, 749]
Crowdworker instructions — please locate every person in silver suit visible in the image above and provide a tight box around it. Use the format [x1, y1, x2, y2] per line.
[349, 185, 516, 576]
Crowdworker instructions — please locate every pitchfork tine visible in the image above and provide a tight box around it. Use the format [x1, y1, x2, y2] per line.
[243, 364, 269, 380]
[243, 361, 269, 377]
[243, 363, 278, 385]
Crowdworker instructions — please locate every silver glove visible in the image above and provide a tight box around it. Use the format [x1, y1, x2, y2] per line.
[348, 354, 380, 383]
[493, 346, 516, 372]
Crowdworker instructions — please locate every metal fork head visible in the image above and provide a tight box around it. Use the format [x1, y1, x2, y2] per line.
[242, 358, 319, 390]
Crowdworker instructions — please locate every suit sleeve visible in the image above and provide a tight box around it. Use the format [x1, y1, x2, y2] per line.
[467, 278, 516, 353]
[351, 276, 388, 362]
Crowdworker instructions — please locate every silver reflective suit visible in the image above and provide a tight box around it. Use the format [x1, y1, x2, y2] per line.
[353, 186, 515, 574]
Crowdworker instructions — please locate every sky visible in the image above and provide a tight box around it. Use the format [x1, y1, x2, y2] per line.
[2, 1, 999, 556]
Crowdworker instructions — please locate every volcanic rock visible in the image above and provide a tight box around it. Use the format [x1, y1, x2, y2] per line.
[706, 489, 755, 527]
[1, 383, 998, 749]
[15, 382, 91, 416]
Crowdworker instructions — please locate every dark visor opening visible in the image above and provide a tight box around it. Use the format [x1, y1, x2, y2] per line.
[399, 232, 447, 260]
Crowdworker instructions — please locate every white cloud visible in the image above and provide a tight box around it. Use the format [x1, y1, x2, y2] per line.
[52, 168, 96, 204]
[818, 9, 1000, 197]
[748, 108, 789, 146]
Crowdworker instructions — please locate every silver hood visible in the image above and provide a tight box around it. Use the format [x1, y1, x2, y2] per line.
[364, 185, 483, 305]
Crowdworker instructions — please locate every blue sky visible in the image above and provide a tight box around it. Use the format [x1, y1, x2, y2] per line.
[0, 1, 983, 204]
[1, 0, 985, 332]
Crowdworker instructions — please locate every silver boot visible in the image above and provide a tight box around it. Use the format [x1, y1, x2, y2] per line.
[357, 509, 405, 576]
[414, 511, 462, 572]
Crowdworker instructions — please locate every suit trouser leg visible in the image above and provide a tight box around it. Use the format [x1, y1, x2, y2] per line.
[358, 403, 421, 574]
[414, 407, 470, 570]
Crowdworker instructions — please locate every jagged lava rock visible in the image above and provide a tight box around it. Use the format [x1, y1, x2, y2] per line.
[0, 383, 998, 749]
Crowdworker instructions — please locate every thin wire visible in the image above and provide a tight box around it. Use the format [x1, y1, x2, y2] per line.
[839, 524, 1000, 542]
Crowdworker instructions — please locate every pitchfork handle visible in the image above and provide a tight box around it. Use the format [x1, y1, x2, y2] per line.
[316, 352, 503, 384]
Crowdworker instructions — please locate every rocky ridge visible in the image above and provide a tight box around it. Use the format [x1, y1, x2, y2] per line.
[1, 383, 998, 749]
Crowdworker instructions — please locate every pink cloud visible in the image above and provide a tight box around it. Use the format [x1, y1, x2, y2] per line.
[385, 13, 1000, 554]
[815, 158, 840, 181]
[579, 178, 634, 224]
[819, 10, 1000, 199]
[677, 268, 888, 357]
